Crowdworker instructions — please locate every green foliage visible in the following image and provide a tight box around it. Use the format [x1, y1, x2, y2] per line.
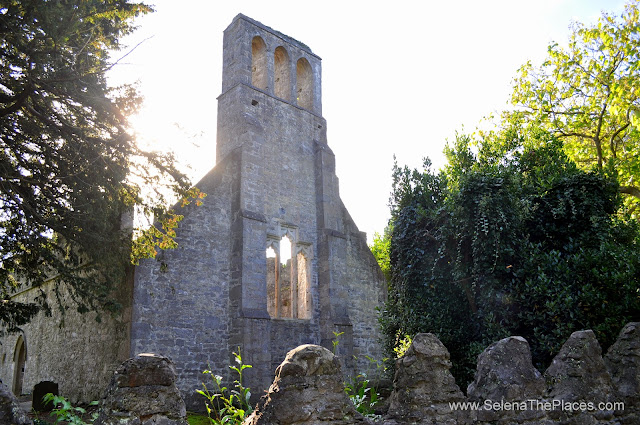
[332, 331, 344, 354]
[42, 393, 99, 425]
[197, 350, 253, 425]
[381, 129, 640, 387]
[393, 334, 412, 358]
[345, 374, 379, 418]
[510, 0, 640, 217]
[370, 227, 392, 283]
[0, 0, 203, 332]
[332, 330, 384, 418]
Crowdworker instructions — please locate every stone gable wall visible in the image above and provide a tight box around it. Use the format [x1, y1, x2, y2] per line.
[130, 159, 236, 410]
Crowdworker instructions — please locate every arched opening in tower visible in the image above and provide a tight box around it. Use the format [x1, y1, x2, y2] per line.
[251, 36, 268, 90]
[274, 46, 291, 100]
[296, 58, 313, 110]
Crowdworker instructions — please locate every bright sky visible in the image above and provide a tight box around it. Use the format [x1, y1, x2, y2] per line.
[108, 0, 628, 243]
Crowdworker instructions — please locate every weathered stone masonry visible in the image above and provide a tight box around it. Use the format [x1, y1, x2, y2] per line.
[0, 278, 132, 403]
[131, 14, 386, 408]
[0, 14, 386, 408]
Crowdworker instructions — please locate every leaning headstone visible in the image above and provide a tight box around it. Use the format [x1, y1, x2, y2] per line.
[544, 330, 614, 423]
[604, 322, 640, 424]
[545, 330, 613, 402]
[0, 382, 32, 425]
[386, 333, 471, 425]
[467, 336, 547, 424]
[32, 380, 58, 412]
[243, 344, 367, 425]
[605, 322, 640, 400]
[94, 353, 188, 425]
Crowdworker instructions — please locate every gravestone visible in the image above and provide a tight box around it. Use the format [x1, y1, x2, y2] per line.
[32, 380, 58, 411]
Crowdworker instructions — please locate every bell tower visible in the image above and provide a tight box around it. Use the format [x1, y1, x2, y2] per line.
[216, 14, 323, 161]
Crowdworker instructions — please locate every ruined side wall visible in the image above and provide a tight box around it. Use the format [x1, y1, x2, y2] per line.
[130, 160, 235, 410]
[341, 205, 387, 376]
[313, 143, 387, 377]
[0, 282, 131, 403]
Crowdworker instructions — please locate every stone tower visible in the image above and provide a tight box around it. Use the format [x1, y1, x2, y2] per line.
[130, 14, 386, 408]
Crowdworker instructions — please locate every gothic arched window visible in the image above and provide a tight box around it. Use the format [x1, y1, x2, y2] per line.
[266, 230, 312, 319]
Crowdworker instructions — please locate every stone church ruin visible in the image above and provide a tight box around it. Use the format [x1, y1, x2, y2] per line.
[0, 14, 386, 408]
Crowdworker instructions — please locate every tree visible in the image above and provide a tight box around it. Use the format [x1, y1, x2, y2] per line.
[0, 1, 202, 333]
[511, 0, 640, 216]
[369, 226, 391, 284]
[380, 128, 640, 387]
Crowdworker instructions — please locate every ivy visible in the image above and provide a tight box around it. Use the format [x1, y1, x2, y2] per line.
[381, 129, 640, 388]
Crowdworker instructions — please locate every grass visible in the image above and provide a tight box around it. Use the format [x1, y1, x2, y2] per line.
[187, 412, 210, 425]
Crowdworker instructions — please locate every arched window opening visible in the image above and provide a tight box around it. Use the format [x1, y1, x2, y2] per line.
[296, 58, 313, 110]
[13, 336, 26, 396]
[297, 251, 312, 319]
[279, 235, 291, 264]
[278, 235, 293, 318]
[266, 243, 278, 317]
[266, 232, 311, 319]
[274, 46, 291, 100]
[251, 36, 268, 90]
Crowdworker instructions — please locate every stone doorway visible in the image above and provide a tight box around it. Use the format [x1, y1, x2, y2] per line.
[13, 336, 26, 396]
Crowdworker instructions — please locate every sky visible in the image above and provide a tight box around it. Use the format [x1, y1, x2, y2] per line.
[108, 0, 628, 243]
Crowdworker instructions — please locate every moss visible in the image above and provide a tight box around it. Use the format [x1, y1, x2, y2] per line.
[187, 412, 210, 425]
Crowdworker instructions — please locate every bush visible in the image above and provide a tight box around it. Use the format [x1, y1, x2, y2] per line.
[381, 131, 640, 387]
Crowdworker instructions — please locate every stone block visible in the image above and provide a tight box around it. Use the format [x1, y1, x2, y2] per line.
[387, 333, 471, 424]
[468, 336, 546, 423]
[468, 336, 545, 401]
[244, 344, 368, 425]
[605, 322, 640, 400]
[94, 353, 187, 425]
[545, 330, 613, 403]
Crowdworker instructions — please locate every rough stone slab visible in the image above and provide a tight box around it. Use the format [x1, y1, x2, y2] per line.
[114, 353, 177, 388]
[0, 383, 32, 425]
[469, 336, 545, 401]
[94, 354, 187, 425]
[387, 333, 471, 424]
[32, 380, 59, 411]
[605, 322, 640, 400]
[468, 336, 547, 424]
[543, 330, 614, 424]
[545, 330, 613, 403]
[243, 344, 369, 425]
